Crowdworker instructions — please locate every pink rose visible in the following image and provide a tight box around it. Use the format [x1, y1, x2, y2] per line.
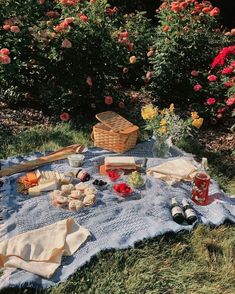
[226, 98, 235, 106]
[0, 48, 10, 55]
[210, 7, 220, 17]
[3, 24, 11, 30]
[61, 39, 72, 48]
[207, 74, 217, 82]
[230, 61, 235, 67]
[206, 98, 216, 105]
[10, 26, 20, 33]
[79, 14, 88, 22]
[191, 70, 199, 77]
[86, 76, 93, 87]
[193, 84, 202, 91]
[0, 55, 11, 64]
[60, 112, 70, 121]
[217, 107, 226, 114]
[64, 17, 74, 24]
[222, 67, 233, 75]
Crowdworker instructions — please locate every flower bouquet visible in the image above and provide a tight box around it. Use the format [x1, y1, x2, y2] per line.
[141, 103, 203, 157]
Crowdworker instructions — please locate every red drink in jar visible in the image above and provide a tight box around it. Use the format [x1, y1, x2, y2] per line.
[192, 172, 210, 205]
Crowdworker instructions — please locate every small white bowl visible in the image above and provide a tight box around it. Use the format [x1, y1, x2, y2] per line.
[67, 154, 85, 167]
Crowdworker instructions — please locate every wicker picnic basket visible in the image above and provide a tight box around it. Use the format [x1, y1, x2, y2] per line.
[92, 111, 139, 153]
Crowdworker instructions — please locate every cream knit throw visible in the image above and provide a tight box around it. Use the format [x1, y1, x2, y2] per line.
[0, 218, 90, 278]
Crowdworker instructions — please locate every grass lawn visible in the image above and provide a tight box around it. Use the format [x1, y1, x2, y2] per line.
[0, 123, 234, 294]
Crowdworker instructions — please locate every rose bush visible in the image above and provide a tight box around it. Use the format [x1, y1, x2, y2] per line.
[0, 0, 152, 117]
[149, 0, 232, 111]
[190, 45, 235, 121]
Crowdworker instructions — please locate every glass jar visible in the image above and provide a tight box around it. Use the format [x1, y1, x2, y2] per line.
[152, 135, 171, 158]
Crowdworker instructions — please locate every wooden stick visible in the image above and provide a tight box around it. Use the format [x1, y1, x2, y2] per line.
[0, 144, 84, 177]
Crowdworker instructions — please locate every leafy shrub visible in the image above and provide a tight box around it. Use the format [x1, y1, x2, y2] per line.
[0, 0, 152, 117]
[149, 0, 231, 110]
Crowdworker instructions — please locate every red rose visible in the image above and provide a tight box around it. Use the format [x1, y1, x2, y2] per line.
[105, 95, 113, 105]
[206, 98, 216, 105]
[207, 75, 217, 82]
[230, 61, 235, 67]
[222, 67, 233, 75]
[193, 84, 202, 91]
[224, 81, 233, 87]
[60, 112, 70, 121]
[119, 31, 129, 39]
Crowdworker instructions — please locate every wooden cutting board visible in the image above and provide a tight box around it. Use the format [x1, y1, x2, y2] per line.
[0, 144, 84, 177]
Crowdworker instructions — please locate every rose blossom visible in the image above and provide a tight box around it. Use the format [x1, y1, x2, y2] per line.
[217, 107, 226, 114]
[230, 61, 235, 67]
[191, 70, 199, 77]
[207, 74, 217, 82]
[209, 7, 220, 17]
[0, 48, 10, 55]
[105, 96, 113, 105]
[206, 98, 216, 105]
[3, 24, 11, 30]
[224, 81, 233, 87]
[0, 54, 11, 64]
[60, 112, 70, 121]
[10, 26, 20, 33]
[79, 14, 88, 22]
[61, 39, 72, 48]
[221, 67, 233, 75]
[86, 76, 93, 87]
[193, 84, 202, 91]
[226, 98, 235, 106]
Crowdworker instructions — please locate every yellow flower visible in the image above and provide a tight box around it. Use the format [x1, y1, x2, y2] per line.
[159, 126, 167, 134]
[191, 111, 199, 120]
[141, 104, 157, 120]
[192, 118, 203, 129]
[160, 118, 167, 126]
[169, 103, 174, 114]
[160, 109, 166, 115]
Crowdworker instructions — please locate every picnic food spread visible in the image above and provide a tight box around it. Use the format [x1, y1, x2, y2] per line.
[0, 121, 215, 282]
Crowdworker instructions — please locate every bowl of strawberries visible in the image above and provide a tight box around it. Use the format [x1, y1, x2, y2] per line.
[107, 169, 124, 182]
[113, 182, 133, 198]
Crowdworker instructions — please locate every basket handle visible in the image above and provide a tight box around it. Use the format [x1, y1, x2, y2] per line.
[91, 131, 94, 141]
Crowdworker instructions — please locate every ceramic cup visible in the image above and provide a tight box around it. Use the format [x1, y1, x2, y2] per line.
[67, 154, 85, 167]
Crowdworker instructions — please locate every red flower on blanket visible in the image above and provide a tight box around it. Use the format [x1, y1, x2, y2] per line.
[60, 112, 70, 121]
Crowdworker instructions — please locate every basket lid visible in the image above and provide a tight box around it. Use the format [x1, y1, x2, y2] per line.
[95, 111, 134, 133]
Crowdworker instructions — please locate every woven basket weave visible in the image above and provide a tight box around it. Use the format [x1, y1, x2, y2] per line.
[92, 111, 139, 153]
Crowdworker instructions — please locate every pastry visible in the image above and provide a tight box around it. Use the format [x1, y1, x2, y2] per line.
[75, 200, 84, 212]
[75, 182, 88, 191]
[84, 187, 96, 195]
[69, 190, 83, 200]
[83, 194, 96, 206]
[68, 200, 78, 210]
[61, 184, 74, 194]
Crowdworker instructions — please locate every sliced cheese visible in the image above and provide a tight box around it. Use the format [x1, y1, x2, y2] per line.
[39, 180, 58, 192]
[28, 186, 41, 196]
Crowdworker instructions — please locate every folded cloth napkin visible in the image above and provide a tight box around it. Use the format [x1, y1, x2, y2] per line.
[147, 158, 198, 185]
[0, 218, 90, 278]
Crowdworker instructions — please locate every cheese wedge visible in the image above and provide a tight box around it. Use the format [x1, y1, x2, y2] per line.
[39, 180, 58, 192]
[28, 186, 41, 196]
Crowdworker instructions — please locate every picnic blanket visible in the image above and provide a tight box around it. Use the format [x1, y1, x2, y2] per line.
[0, 139, 234, 289]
